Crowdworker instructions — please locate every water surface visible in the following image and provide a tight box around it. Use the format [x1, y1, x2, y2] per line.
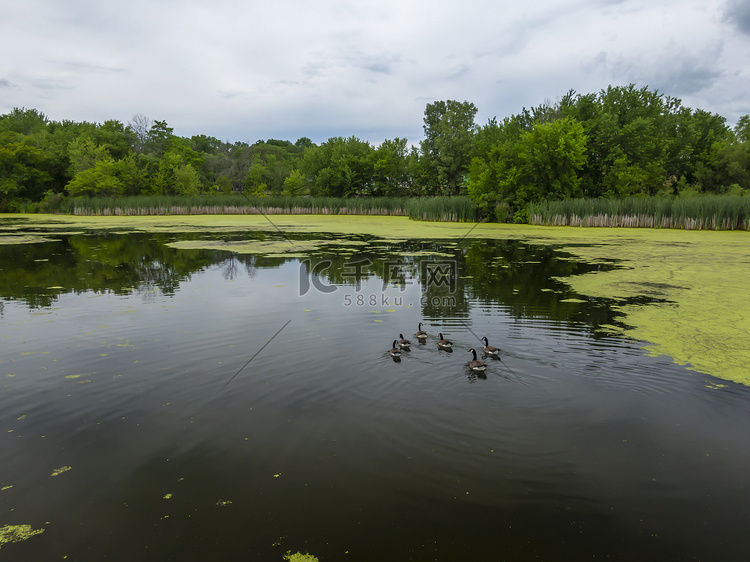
[2, 231, 749, 560]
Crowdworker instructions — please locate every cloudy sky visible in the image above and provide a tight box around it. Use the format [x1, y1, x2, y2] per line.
[2, 0, 748, 145]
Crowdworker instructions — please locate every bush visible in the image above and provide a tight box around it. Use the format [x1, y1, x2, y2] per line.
[494, 201, 511, 223]
[512, 208, 529, 224]
[39, 190, 66, 213]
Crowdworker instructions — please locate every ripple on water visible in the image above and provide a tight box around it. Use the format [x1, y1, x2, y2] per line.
[3, 232, 750, 561]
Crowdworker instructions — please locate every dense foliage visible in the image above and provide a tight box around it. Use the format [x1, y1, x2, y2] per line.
[468, 86, 748, 220]
[1, 84, 748, 220]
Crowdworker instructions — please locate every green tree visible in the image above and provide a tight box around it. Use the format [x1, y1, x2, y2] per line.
[117, 154, 145, 195]
[705, 140, 750, 191]
[373, 137, 410, 195]
[0, 131, 56, 205]
[0, 108, 49, 135]
[66, 158, 125, 197]
[600, 116, 665, 196]
[203, 145, 237, 191]
[67, 138, 111, 175]
[169, 136, 204, 169]
[299, 137, 374, 197]
[517, 117, 588, 201]
[91, 120, 135, 159]
[174, 164, 202, 196]
[243, 160, 270, 194]
[467, 118, 587, 217]
[466, 141, 523, 219]
[662, 108, 729, 188]
[151, 151, 182, 195]
[245, 140, 308, 193]
[190, 134, 222, 154]
[282, 169, 308, 196]
[420, 100, 478, 195]
[147, 120, 174, 156]
[735, 115, 750, 143]
[559, 85, 692, 196]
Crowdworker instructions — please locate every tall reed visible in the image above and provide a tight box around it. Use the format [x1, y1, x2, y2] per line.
[61, 195, 410, 217]
[527, 196, 750, 230]
[59, 194, 478, 222]
[406, 196, 477, 222]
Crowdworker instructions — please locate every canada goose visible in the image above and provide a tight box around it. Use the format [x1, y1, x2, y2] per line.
[416, 322, 428, 340]
[468, 348, 486, 371]
[398, 334, 411, 348]
[437, 333, 452, 349]
[481, 336, 500, 356]
[389, 340, 401, 357]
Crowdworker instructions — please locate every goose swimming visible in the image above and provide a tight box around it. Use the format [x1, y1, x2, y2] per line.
[481, 336, 500, 356]
[468, 348, 486, 371]
[437, 333, 452, 349]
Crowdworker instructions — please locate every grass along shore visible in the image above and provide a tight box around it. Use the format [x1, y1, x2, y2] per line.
[58, 194, 477, 222]
[22, 193, 750, 230]
[528, 195, 750, 230]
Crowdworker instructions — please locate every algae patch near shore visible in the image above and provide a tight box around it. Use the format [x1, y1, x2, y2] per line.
[0, 234, 59, 245]
[165, 237, 369, 255]
[0, 524, 45, 549]
[549, 229, 750, 386]
[166, 238, 321, 254]
[4, 213, 749, 386]
[283, 552, 319, 562]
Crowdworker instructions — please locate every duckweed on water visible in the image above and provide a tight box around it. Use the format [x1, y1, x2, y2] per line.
[0, 234, 58, 245]
[166, 237, 369, 255]
[4, 214, 749, 385]
[283, 551, 319, 562]
[166, 239, 321, 254]
[549, 229, 750, 385]
[0, 524, 45, 549]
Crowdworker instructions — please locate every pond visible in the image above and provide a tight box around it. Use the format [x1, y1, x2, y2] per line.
[2, 228, 750, 560]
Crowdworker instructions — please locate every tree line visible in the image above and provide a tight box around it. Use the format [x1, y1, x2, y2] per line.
[1, 84, 748, 219]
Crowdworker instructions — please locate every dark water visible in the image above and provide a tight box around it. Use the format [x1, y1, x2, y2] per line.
[2, 231, 750, 561]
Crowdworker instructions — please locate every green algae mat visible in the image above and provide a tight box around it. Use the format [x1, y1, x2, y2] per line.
[2, 213, 748, 386]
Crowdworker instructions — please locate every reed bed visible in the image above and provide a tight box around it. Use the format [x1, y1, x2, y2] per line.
[63, 195, 410, 217]
[61, 194, 477, 222]
[528, 196, 750, 230]
[406, 196, 477, 222]
[75, 205, 409, 217]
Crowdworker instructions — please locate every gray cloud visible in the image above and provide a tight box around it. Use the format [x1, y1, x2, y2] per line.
[724, 0, 750, 35]
[582, 52, 609, 74]
[446, 65, 471, 81]
[653, 60, 724, 96]
[364, 63, 392, 74]
[0, 0, 747, 142]
[31, 78, 73, 91]
[638, 43, 725, 96]
[58, 60, 126, 74]
[217, 90, 244, 100]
